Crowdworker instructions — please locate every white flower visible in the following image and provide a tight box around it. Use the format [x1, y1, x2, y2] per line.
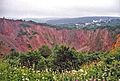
[25, 77, 29, 81]
[65, 70, 70, 73]
[14, 67, 17, 70]
[98, 79, 101, 81]
[42, 77, 45, 79]
[22, 66, 25, 68]
[71, 70, 77, 74]
[79, 69, 84, 72]
[23, 73, 26, 75]
[83, 71, 87, 75]
[53, 76, 56, 80]
[31, 68, 34, 71]
[22, 76, 24, 78]
[72, 70, 77, 73]
[89, 78, 92, 81]
[22, 78, 25, 81]
[36, 79, 40, 81]
[37, 70, 40, 73]
[33, 71, 35, 73]
[45, 68, 48, 72]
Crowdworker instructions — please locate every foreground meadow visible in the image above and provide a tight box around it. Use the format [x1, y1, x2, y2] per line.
[0, 45, 120, 81]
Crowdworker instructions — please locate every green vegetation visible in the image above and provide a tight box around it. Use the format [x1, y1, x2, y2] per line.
[17, 29, 38, 40]
[39, 45, 52, 58]
[0, 45, 120, 81]
[32, 31, 39, 35]
[20, 23, 31, 27]
[18, 29, 28, 36]
[27, 44, 32, 49]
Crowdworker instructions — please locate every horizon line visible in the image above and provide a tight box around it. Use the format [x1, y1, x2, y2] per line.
[0, 15, 120, 19]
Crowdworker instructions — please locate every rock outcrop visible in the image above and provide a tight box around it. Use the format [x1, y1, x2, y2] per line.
[0, 18, 118, 55]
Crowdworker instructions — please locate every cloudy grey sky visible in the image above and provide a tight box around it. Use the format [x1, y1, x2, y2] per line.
[0, 0, 120, 18]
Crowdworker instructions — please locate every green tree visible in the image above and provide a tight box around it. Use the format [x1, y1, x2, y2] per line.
[39, 45, 52, 58]
[53, 45, 80, 71]
[20, 51, 40, 70]
[5, 51, 20, 67]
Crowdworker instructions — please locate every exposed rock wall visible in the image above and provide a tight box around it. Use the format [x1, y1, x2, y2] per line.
[0, 18, 117, 55]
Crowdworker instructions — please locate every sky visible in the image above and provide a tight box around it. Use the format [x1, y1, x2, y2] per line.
[0, 0, 120, 18]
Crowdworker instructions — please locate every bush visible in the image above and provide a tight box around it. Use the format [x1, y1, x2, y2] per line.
[20, 51, 40, 70]
[20, 23, 31, 27]
[39, 45, 52, 58]
[52, 45, 80, 71]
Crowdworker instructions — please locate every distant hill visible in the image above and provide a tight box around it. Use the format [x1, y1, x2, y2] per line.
[44, 16, 120, 29]
[23, 18, 60, 23]
[46, 16, 120, 25]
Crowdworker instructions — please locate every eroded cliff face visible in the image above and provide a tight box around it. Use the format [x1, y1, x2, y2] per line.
[113, 34, 120, 49]
[0, 18, 117, 55]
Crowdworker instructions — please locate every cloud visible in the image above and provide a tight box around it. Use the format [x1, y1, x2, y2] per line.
[0, 0, 120, 18]
[0, 1, 4, 15]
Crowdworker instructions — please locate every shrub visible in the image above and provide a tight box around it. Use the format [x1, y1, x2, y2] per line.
[17, 29, 28, 36]
[20, 23, 31, 27]
[20, 51, 40, 70]
[39, 45, 52, 58]
[52, 45, 80, 71]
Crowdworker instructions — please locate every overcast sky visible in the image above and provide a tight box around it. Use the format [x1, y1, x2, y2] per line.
[0, 0, 120, 18]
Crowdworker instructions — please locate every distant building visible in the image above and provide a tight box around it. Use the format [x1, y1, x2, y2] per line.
[85, 23, 91, 25]
[93, 20, 98, 23]
[96, 24, 101, 26]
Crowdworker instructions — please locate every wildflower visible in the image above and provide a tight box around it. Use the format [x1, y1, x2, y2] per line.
[33, 70, 35, 73]
[22, 66, 25, 68]
[22, 76, 25, 81]
[32, 68, 34, 71]
[89, 77, 93, 81]
[65, 70, 70, 73]
[49, 68, 52, 71]
[22, 76, 24, 78]
[102, 80, 105, 81]
[71, 70, 77, 74]
[79, 69, 84, 72]
[93, 79, 96, 81]
[53, 76, 56, 80]
[25, 77, 29, 81]
[36, 79, 40, 81]
[36, 70, 40, 73]
[23, 73, 26, 75]
[14, 67, 17, 70]
[72, 70, 77, 73]
[89, 79, 92, 81]
[98, 79, 101, 81]
[45, 68, 48, 72]
[22, 78, 25, 81]
[42, 77, 45, 79]
[83, 71, 87, 75]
